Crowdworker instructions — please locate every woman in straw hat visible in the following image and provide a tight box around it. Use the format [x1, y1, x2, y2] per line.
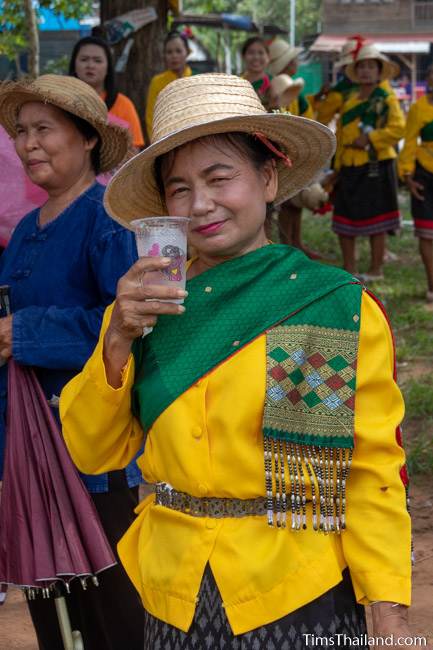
[0, 74, 144, 650]
[314, 36, 366, 127]
[268, 39, 321, 256]
[61, 73, 411, 649]
[399, 63, 433, 302]
[332, 45, 405, 281]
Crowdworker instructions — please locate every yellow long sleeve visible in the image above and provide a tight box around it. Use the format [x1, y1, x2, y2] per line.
[398, 95, 433, 177]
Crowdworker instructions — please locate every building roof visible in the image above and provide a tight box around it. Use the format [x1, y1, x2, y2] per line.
[311, 33, 432, 55]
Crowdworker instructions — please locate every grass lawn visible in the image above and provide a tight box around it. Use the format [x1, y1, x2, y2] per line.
[282, 191, 433, 476]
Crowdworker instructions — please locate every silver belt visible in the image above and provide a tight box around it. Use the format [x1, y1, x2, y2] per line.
[154, 482, 268, 519]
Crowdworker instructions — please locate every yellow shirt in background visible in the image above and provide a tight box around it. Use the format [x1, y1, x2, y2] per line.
[334, 88, 405, 171]
[287, 94, 314, 119]
[145, 66, 193, 140]
[60, 291, 411, 634]
[398, 94, 433, 177]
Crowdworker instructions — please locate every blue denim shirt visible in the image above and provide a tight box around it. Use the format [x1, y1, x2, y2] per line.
[0, 182, 142, 493]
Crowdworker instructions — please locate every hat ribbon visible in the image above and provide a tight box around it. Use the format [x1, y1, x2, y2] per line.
[349, 34, 366, 61]
[254, 132, 293, 168]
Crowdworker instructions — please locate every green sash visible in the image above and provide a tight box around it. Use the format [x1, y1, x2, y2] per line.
[341, 85, 389, 128]
[132, 245, 362, 532]
[421, 119, 433, 142]
[332, 76, 357, 101]
[298, 93, 309, 116]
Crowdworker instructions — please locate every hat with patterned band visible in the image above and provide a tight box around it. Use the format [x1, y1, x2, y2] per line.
[104, 73, 335, 228]
[0, 74, 130, 172]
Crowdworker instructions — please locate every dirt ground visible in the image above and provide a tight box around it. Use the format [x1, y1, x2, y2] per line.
[0, 478, 432, 650]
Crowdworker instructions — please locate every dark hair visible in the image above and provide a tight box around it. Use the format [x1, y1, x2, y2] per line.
[164, 30, 189, 54]
[65, 111, 102, 174]
[69, 36, 118, 111]
[154, 132, 278, 217]
[241, 37, 269, 58]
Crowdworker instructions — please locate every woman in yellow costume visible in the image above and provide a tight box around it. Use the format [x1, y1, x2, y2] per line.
[332, 45, 404, 280]
[399, 63, 433, 302]
[60, 74, 411, 649]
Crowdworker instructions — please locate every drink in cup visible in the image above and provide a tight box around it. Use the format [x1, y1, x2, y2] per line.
[131, 217, 190, 304]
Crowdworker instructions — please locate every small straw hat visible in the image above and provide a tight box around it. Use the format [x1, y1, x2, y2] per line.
[104, 74, 335, 228]
[0, 74, 130, 172]
[268, 39, 303, 77]
[345, 44, 400, 82]
[269, 74, 304, 108]
[334, 35, 366, 69]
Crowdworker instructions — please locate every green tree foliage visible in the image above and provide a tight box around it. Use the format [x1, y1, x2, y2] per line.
[183, 0, 321, 43]
[0, 0, 92, 63]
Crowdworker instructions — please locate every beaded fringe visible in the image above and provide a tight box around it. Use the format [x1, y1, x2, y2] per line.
[264, 437, 353, 533]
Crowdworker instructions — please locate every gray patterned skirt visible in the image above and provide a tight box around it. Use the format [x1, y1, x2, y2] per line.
[143, 567, 367, 649]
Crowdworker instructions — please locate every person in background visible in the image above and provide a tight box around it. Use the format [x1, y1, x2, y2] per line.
[268, 38, 312, 118]
[69, 35, 144, 150]
[268, 38, 318, 254]
[145, 30, 192, 140]
[0, 75, 143, 650]
[399, 63, 433, 302]
[314, 36, 365, 127]
[241, 36, 272, 104]
[332, 44, 405, 281]
[60, 73, 411, 650]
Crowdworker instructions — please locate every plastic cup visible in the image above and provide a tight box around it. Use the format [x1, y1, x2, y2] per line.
[131, 217, 190, 304]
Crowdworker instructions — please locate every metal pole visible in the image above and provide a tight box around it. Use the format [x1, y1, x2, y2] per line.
[290, 0, 296, 46]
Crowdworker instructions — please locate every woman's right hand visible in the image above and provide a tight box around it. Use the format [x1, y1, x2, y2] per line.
[405, 176, 424, 201]
[103, 257, 187, 387]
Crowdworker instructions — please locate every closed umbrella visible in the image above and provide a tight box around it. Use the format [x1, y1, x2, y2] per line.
[0, 358, 116, 648]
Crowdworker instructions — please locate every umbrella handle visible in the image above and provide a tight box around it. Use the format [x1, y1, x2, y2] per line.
[54, 595, 84, 650]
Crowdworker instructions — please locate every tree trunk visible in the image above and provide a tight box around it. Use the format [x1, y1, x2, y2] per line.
[100, 0, 169, 140]
[24, 0, 39, 77]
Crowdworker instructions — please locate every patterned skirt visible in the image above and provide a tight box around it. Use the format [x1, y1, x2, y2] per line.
[411, 162, 433, 239]
[333, 159, 400, 237]
[143, 566, 367, 649]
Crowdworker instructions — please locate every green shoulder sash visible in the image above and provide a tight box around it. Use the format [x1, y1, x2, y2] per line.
[421, 119, 433, 142]
[341, 85, 389, 128]
[132, 245, 363, 532]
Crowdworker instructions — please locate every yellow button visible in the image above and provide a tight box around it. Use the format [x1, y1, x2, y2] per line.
[205, 518, 217, 530]
[192, 426, 203, 439]
[197, 483, 208, 496]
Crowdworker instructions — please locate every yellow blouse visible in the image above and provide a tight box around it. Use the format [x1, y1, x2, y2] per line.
[398, 94, 433, 177]
[287, 95, 314, 119]
[334, 88, 405, 171]
[145, 66, 193, 139]
[60, 291, 411, 634]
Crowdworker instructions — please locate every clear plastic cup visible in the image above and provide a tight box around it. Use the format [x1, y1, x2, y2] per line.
[131, 217, 190, 304]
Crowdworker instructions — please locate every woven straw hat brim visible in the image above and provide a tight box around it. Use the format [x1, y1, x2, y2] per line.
[268, 47, 303, 77]
[104, 112, 335, 229]
[0, 85, 130, 172]
[345, 55, 400, 83]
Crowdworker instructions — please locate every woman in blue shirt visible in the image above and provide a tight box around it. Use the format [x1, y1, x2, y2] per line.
[0, 75, 143, 650]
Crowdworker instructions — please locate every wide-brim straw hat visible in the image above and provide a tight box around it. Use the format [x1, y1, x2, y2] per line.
[104, 74, 335, 228]
[0, 74, 130, 172]
[268, 39, 303, 77]
[345, 45, 400, 82]
[269, 74, 304, 107]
